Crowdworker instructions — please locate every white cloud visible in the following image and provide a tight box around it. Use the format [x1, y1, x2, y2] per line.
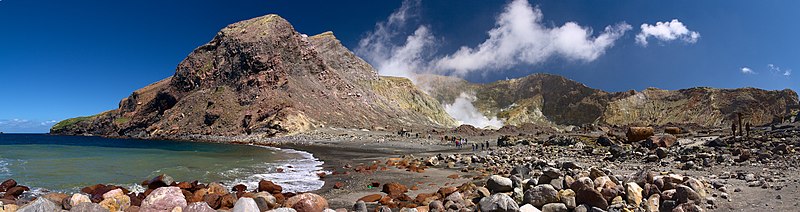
[768, 64, 792, 76]
[636, 19, 700, 46]
[0, 118, 57, 133]
[741, 67, 756, 74]
[443, 93, 504, 129]
[433, 0, 631, 76]
[355, 0, 435, 80]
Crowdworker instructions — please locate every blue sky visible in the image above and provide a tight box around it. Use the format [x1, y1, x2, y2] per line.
[0, 0, 797, 132]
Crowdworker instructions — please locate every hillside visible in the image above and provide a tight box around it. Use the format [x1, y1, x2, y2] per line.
[51, 15, 457, 138]
[418, 73, 799, 128]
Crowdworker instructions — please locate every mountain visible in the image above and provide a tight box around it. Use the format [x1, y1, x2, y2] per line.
[51, 15, 457, 138]
[417, 73, 799, 128]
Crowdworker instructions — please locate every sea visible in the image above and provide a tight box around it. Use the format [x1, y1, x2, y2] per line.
[0, 134, 325, 196]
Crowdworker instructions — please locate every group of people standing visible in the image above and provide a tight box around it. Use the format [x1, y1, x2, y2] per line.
[442, 135, 490, 151]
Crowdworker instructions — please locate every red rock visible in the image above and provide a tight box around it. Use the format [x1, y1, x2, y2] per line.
[447, 174, 459, 179]
[333, 182, 344, 189]
[437, 187, 458, 197]
[203, 194, 221, 209]
[232, 184, 248, 192]
[176, 181, 192, 189]
[0, 179, 17, 192]
[3, 186, 29, 199]
[258, 180, 282, 194]
[220, 193, 237, 208]
[81, 184, 105, 195]
[382, 182, 408, 198]
[284, 193, 328, 212]
[358, 194, 382, 202]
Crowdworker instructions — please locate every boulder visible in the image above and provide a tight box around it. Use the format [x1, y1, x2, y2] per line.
[643, 194, 660, 212]
[478, 193, 519, 212]
[220, 193, 238, 209]
[71, 202, 110, 212]
[523, 184, 559, 208]
[540, 203, 567, 212]
[41, 193, 69, 207]
[268, 208, 298, 212]
[357, 194, 381, 202]
[486, 175, 514, 193]
[2, 204, 19, 212]
[675, 185, 701, 204]
[3, 186, 28, 199]
[145, 174, 174, 190]
[381, 182, 408, 198]
[184, 202, 215, 212]
[17, 198, 59, 212]
[626, 127, 654, 142]
[284, 193, 328, 212]
[519, 204, 541, 212]
[103, 188, 126, 199]
[557, 189, 576, 209]
[624, 182, 643, 206]
[140, 187, 187, 212]
[352, 200, 367, 212]
[428, 200, 444, 212]
[207, 183, 229, 195]
[645, 135, 678, 148]
[0, 179, 17, 192]
[443, 192, 464, 210]
[232, 198, 259, 212]
[254, 197, 274, 211]
[202, 194, 221, 209]
[257, 180, 282, 194]
[71, 193, 93, 207]
[100, 191, 132, 212]
[574, 188, 607, 209]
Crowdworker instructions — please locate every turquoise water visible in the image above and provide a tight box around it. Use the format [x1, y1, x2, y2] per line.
[0, 134, 325, 194]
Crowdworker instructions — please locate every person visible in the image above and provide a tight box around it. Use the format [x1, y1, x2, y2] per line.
[485, 140, 490, 149]
[480, 143, 485, 150]
[731, 122, 737, 137]
[745, 122, 751, 137]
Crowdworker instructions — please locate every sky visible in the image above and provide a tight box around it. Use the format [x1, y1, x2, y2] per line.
[0, 0, 797, 132]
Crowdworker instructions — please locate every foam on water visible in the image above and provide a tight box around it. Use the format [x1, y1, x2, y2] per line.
[0, 158, 10, 178]
[228, 146, 328, 193]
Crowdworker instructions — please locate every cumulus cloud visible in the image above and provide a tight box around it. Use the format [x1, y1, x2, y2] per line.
[635, 19, 700, 46]
[741, 67, 756, 74]
[355, 0, 435, 79]
[433, 0, 631, 76]
[443, 93, 504, 129]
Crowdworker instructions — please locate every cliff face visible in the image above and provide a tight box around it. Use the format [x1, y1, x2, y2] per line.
[420, 74, 799, 128]
[52, 15, 456, 138]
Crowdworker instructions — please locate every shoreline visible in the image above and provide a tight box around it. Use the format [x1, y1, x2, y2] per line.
[2, 125, 798, 211]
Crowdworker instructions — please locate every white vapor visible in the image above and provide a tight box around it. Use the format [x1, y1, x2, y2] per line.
[635, 19, 700, 46]
[741, 67, 756, 74]
[433, 0, 631, 76]
[443, 93, 504, 129]
[355, 0, 435, 80]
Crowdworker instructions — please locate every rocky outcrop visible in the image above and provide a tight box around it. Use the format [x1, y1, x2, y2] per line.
[420, 73, 799, 128]
[51, 14, 457, 138]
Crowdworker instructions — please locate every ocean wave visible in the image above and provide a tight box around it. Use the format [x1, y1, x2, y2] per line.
[229, 145, 329, 193]
[0, 158, 11, 178]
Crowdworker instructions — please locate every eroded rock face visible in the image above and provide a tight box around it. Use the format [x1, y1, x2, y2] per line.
[52, 14, 457, 138]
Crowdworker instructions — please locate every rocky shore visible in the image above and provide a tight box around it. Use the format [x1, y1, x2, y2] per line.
[2, 122, 800, 212]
